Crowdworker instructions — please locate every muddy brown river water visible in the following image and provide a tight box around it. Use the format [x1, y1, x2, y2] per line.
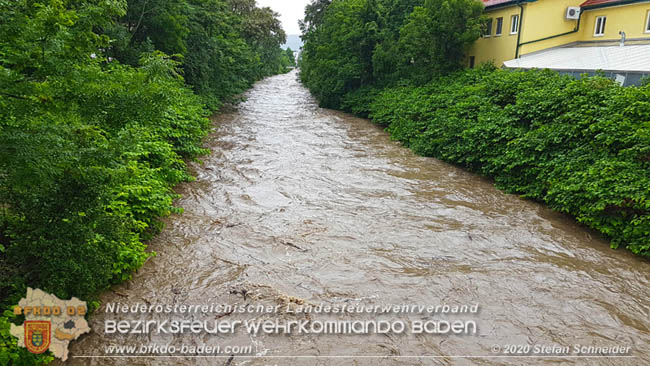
[66, 71, 649, 365]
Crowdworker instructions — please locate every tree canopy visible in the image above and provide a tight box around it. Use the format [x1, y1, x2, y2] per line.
[0, 0, 290, 363]
[299, 0, 484, 107]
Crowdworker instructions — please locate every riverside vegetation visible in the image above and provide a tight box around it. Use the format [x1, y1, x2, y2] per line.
[0, 0, 293, 363]
[299, 0, 649, 257]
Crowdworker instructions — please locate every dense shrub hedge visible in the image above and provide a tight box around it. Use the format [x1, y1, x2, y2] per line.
[341, 65, 650, 256]
[0, 56, 208, 364]
[0, 0, 291, 363]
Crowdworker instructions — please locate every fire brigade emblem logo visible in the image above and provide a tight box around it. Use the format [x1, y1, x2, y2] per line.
[25, 321, 51, 354]
[10, 288, 90, 361]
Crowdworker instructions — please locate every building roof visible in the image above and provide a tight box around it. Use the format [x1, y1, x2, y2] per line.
[481, 0, 537, 10]
[579, 0, 616, 7]
[482, 0, 643, 9]
[482, 0, 516, 7]
[579, 0, 642, 8]
[503, 45, 650, 72]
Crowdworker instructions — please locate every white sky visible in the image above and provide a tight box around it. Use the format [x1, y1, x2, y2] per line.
[256, 0, 311, 35]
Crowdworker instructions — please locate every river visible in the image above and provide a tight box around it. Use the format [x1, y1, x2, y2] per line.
[66, 70, 650, 365]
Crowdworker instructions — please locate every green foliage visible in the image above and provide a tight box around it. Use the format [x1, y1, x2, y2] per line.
[340, 86, 382, 118]
[106, 0, 291, 109]
[360, 67, 650, 256]
[299, 0, 484, 107]
[285, 48, 297, 67]
[398, 0, 483, 82]
[300, 0, 381, 107]
[0, 0, 288, 363]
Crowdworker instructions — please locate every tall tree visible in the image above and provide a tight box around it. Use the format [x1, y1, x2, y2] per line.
[299, 0, 332, 35]
[299, 0, 483, 107]
[399, 0, 483, 81]
[299, 0, 380, 107]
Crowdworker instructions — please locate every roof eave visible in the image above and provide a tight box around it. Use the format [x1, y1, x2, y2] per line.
[484, 0, 537, 11]
[581, 0, 650, 10]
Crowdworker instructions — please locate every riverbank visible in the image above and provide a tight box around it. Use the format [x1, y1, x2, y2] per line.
[333, 65, 650, 257]
[0, 0, 293, 362]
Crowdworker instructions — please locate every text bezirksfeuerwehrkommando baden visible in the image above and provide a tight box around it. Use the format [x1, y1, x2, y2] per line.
[104, 318, 478, 335]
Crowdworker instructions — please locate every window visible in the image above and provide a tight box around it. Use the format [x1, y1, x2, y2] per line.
[646, 10, 650, 33]
[484, 18, 493, 37]
[495, 17, 503, 36]
[594, 16, 606, 36]
[510, 14, 519, 34]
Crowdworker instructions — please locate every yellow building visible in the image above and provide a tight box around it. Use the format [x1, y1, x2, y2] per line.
[467, 0, 650, 69]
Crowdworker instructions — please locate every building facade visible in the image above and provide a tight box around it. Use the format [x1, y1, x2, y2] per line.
[468, 0, 650, 67]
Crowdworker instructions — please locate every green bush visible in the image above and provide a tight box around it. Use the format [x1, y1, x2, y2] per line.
[299, 0, 484, 109]
[0, 54, 203, 301]
[351, 67, 650, 257]
[0, 0, 290, 363]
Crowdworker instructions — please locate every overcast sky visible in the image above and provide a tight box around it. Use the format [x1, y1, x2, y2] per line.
[257, 0, 311, 35]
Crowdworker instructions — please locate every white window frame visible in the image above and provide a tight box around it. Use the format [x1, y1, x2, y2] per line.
[495, 17, 503, 36]
[510, 14, 519, 35]
[645, 10, 650, 33]
[594, 16, 606, 37]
